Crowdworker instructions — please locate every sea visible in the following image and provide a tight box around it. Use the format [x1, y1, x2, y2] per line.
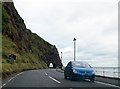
[93, 67, 120, 78]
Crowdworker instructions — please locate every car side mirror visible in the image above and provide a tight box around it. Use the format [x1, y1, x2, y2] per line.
[67, 65, 72, 68]
[90, 66, 93, 68]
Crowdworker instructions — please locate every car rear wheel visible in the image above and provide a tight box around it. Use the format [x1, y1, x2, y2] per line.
[64, 74, 67, 79]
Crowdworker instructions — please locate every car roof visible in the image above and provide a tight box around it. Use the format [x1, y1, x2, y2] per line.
[69, 61, 88, 64]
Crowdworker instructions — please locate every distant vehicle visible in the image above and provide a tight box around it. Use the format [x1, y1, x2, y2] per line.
[64, 61, 95, 82]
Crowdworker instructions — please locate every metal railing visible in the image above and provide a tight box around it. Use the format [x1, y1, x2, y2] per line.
[93, 67, 120, 79]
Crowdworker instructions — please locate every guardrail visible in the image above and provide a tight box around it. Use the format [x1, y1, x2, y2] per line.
[93, 67, 120, 79]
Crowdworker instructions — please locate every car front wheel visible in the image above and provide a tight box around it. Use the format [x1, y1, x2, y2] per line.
[90, 78, 95, 82]
[64, 74, 67, 79]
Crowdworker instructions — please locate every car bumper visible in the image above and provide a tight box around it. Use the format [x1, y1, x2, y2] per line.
[71, 73, 95, 80]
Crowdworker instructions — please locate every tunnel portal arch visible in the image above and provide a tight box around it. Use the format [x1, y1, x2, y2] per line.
[49, 62, 57, 68]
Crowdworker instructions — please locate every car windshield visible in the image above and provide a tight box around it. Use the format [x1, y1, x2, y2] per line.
[72, 62, 91, 68]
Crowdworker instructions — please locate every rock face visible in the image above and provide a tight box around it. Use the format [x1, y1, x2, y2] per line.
[2, 1, 62, 72]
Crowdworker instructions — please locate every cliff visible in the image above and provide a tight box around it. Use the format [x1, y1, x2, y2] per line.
[2, 2, 62, 78]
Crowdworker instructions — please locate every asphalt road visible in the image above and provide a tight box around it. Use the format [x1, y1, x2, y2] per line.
[1, 69, 120, 89]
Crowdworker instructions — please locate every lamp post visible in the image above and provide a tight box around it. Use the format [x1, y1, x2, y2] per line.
[73, 38, 76, 61]
[61, 52, 62, 63]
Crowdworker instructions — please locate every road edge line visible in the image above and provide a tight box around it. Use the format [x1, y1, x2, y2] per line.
[95, 81, 120, 88]
[1, 72, 24, 88]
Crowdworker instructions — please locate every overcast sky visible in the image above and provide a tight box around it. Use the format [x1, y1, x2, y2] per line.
[13, 0, 119, 67]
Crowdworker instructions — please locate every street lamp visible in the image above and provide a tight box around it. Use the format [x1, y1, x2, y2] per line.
[73, 38, 76, 61]
[61, 52, 62, 63]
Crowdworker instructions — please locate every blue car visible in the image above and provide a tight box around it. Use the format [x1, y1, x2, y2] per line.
[64, 61, 95, 82]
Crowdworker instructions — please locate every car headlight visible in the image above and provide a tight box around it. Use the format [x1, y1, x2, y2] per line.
[92, 71, 95, 74]
[73, 69, 78, 73]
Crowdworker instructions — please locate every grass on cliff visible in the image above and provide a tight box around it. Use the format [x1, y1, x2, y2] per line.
[2, 36, 48, 78]
[2, 6, 9, 27]
[0, 34, 2, 77]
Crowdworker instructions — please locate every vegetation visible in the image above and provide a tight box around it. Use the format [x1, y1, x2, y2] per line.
[2, 7, 9, 26]
[2, 35, 48, 78]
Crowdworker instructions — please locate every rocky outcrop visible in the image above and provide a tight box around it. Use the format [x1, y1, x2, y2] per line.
[2, 1, 62, 69]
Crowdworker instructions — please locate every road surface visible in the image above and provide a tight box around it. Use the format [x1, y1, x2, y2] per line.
[1, 69, 120, 89]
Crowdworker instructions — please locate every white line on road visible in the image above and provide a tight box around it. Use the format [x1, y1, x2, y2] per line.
[2, 72, 24, 88]
[45, 72, 48, 75]
[95, 81, 120, 88]
[49, 76, 61, 84]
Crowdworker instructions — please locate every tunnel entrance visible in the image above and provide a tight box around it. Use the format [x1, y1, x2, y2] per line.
[49, 63, 53, 68]
[49, 62, 57, 68]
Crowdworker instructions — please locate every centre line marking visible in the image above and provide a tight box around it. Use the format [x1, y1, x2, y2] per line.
[49, 76, 61, 84]
[45, 72, 48, 75]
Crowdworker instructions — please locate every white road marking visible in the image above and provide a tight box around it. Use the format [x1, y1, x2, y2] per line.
[2, 72, 24, 88]
[49, 76, 61, 84]
[45, 72, 48, 75]
[95, 81, 120, 88]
